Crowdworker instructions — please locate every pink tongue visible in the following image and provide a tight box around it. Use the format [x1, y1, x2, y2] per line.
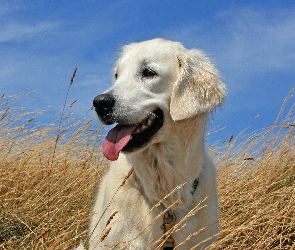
[102, 125, 136, 161]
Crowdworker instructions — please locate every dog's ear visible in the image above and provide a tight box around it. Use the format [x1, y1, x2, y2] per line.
[170, 49, 227, 121]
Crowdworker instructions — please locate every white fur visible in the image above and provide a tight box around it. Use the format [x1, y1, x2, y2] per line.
[86, 38, 226, 249]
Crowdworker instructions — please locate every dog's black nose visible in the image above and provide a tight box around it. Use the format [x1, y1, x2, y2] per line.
[93, 94, 115, 116]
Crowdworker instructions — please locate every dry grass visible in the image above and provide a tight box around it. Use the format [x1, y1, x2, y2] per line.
[0, 95, 106, 249]
[0, 76, 294, 249]
[0, 70, 106, 249]
[210, 87, 295, 249]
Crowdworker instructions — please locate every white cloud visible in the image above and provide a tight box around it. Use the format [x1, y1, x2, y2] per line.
[0, 22, 59, 42]
[217, 8, 295, 71]
[0, 3, 21, 15]
[163, 7, 295, 72]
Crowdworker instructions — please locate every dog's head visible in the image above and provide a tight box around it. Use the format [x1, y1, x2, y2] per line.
[93, 38, 227, 160]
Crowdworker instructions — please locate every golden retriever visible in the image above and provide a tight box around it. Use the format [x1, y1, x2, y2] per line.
[84, 38, 226, 249]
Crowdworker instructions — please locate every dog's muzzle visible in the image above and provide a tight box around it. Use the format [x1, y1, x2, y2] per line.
[93, 94, 164, 160]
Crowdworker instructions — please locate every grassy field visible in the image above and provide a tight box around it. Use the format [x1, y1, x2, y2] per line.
[0, 81, 294, 249]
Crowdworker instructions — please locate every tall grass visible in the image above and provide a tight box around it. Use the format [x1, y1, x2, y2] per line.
[0, 70, 106, 249]
[210, 89, 295, 249]
[0, 77, 294, 249]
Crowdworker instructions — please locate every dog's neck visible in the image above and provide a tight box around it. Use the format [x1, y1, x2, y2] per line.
[126, 113, 208, 210]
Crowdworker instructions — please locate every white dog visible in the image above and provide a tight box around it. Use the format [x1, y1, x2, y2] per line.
[87, 38, 226, 249]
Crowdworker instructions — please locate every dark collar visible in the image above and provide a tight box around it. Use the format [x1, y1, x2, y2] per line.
[191, 178, 199, 195]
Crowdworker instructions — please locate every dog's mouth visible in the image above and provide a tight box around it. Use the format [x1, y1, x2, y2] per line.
[102, 109, 164, 161]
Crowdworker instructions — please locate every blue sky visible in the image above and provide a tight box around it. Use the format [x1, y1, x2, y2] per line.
[1, 1, 295, 144]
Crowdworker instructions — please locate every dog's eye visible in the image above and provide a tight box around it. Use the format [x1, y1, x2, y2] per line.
[142, 68, 157, 77]
[114, 73, 118, 79]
